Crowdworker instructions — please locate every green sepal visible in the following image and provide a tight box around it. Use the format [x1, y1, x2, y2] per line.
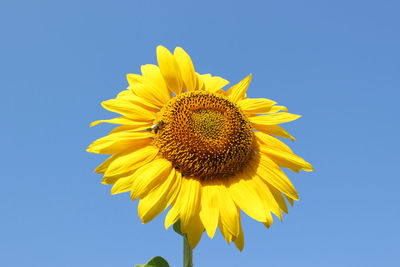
[173, 220, 183, 236]
[135, 256, 170, 267]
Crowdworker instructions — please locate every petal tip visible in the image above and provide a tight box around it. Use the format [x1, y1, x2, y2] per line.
[156, 45, 170, 55]
[304, 162, 314, 171]
[174, 46, 184, 53]
[156, 44, 167, 50]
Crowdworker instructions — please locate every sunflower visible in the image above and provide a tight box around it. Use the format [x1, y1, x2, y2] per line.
[87, 46, 313, 251]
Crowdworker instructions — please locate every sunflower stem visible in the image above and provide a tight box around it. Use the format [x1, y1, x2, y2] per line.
[183, 235, 193, 267]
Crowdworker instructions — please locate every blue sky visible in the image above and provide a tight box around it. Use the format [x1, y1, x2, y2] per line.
[1, 0, 399, 266]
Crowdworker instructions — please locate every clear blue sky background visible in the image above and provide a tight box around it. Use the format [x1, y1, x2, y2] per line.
[1, 0, 399, 266]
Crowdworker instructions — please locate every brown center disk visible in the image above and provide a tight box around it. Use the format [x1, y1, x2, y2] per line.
[153, 91, 254, 180]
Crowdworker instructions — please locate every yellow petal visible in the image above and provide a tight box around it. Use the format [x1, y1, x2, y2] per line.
[107, 125, 143, 135]
[105, 145, 159, 177]
[117, 89, 160, 112]
[96, 153, 138, 185]
[249, 172, 282, 220]
[90, 116, 152, 129]
[268, 105, 288, 113]
[250, 112, 301, 126]
[100, 149, 144, 185]
[156, 45, 183, 95]
[266, 183, 288, 214]
[130, 158, 173, 200]
[263, 220, 272, 229]
[94, 155, 113, 174]
[96, 148, 144, 185]
[127, 73, 170, 107]
[141, 64, 172, 101]
[199, 182, 220, 238]
[228, 174, 267, 222]
[232, 219, 244, 251]
[264, 210, 274, 227]
[186, 213, 204, 249]
[174, 47, 198, 91]
[201, 74, 229, 93]
[110, 172, 137, 194]
[258, 145, 313, 172]
[285, 195, 295, 206]
[218, 220, 233, 244]
[217, 184, 240, 237]
[249, 155, 299, 200]
[138, 168, 182, 223]
[167, 171, 183, 207]
[165, 199, 181, 230]
[115, 89, 132, 100]
[179, 178, 201, 234]
[226, 74, 252, 103]
[164, 172, 189, 230]
[254, 131, 293, 153]
[196, 73, 207, 90]
[102, 171, 133, 185]
[253, 124, 295, 141]
[87, 131, 153, 154]
[101, 99, 156, 122]
[237, 98, 276, 114]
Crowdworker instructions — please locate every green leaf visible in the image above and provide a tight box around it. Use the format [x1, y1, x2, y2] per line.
[173, 220, 183, 236]
[135, 256, 170, 267]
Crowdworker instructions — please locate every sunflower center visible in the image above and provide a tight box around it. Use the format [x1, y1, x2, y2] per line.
[154, 91, 254, 180]
[190, 109, 226, 139]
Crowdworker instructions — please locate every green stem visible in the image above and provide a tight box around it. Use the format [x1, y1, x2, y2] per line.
[183, 235, 193, 267]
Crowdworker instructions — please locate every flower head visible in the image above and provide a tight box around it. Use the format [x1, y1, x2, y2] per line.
[88, 46, 313, 250]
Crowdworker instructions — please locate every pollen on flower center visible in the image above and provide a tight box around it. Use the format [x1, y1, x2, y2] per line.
[190, 109, 226, 139]
[153, 91, 254, 180]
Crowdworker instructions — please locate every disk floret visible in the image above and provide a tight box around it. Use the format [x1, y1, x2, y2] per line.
[154, 91, 254, 180]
